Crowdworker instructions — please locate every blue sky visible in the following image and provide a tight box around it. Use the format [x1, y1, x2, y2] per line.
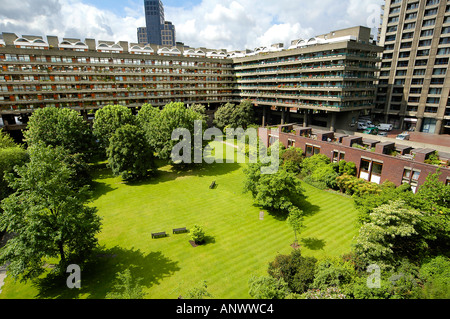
[0, 0, 384, 50]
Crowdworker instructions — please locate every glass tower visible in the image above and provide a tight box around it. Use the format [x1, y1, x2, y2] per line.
[144, 0, 165, 45]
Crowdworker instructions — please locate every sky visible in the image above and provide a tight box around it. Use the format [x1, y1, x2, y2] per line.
[0, 0, 384, 51]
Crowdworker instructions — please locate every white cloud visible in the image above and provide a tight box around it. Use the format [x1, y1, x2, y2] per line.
[0, 0, 384, 50]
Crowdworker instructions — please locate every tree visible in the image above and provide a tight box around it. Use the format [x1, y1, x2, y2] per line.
[268, 249, 317, 294]
[213, 99, 254, 130]
[0, 144, 101, 281]
[287, 206, 304, 245]
[312, 257, 357, 291]
[353, 200, 425, 270]
[106, 268, 146, 299]
[0, 143, 29, 238]
[248, 275, 290, 299]
[184, 280, 213, 299]
[252, 168, 304, 213]
[213, 102, 236, 130]
[0, 129, 17, 149]
[93, 104, 136, 151]
[418, 256, 450, 299]
[138, 102, 206, 162]
[107, 124, 155, 181]
[23, 106, 95, 161]
[281, 147, 303, 174]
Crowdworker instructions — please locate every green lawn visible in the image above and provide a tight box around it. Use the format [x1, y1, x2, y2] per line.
[0, 142, 359, 299]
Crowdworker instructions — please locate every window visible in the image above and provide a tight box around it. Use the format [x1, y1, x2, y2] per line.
[437, 47, 450, 55]
[399, 51, 410, 58]
[440, 37, 450, 44]
[404, 22, 416, 30]
[435, 57, 449, 65]
[419, 39, 432, 47]
[407, 2, 419, 10]
[413, 69, 426, 75]
[424, 8, 438, 16]
[421, 29, 434, 37]
[428, 87, 442, 94]
[402, 32, 414, 39]
[401, 42, 412, 49]
[433, 68, 446, 75]
[415, 59, 428, 66]
[417, 49, 430, 56]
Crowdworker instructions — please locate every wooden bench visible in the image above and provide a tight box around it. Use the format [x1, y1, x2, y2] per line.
[151, 231, 167, 239]
[173, 227, 188, 234]
[209, 181, 216, 189]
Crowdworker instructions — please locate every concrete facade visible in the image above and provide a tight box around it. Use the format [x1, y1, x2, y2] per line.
[232, 26, 383, 132]
[376, 0, 450, 134]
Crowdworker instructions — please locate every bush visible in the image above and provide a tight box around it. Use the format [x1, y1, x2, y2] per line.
[190, 225, 206, 244]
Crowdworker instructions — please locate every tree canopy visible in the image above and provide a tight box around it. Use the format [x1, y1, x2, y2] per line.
[0, 144, 101, 281]
[93, 104, 136, 151]
[107, 124, 155, 181]
[23, 106, 95, 161]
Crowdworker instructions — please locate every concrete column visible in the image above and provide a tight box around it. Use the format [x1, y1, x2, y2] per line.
[262, 106, 266, 127]
[330, 112, 337, 132]
[286, 108, 290, 123]
[415, 117, 423, 132]
[303, 110, 309, 127]
[435, 119, 443, 135]
[281, 107, 285, 125]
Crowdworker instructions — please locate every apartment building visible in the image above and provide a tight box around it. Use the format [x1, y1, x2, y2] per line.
[232, 26, 383, 132]
[376, 0, 450, 135]
[259, 124, 450, 190]
[0, 33, 234, 130]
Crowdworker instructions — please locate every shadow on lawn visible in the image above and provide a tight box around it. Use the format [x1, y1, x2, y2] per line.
[33, 246, 180, 299]
[264, 195, 320, 222]
[126, 161, 242, 187]
[300, 237, 326, 251]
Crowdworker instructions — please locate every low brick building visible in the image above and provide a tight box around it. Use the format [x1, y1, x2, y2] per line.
[259, 124, 450, 192]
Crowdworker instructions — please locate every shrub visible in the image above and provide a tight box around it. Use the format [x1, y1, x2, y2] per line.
[190, 225, 206, 244]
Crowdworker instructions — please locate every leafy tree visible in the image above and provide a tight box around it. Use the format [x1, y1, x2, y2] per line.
[301, 287, 347, 299]
[136, 103, 161, 150]
[23, 106, 95, 161]
[0, 145, 29, 237]
[300, 154, 330, 177]
[93, 104, 136, 151]
[353, 200, 425, 270]
[138, 102, 206, 162]
[190, 225, 206, 245]
[418, 255, 450, 299]
[213, 102, 235, 130]
[268, 249, 317, 294]
[287, 206, 304, 245]
[106, 268, 146, 299]
[281, 147, 303, 174]
[213, 99, 254, 130]
[353, 182, 412, 224]
[107, 124, 155, 181]
[248, 275, 290, 299]
[312, 257, 358, 291]
[338, 160, 356, 176]
[0, 129, 17, 149]
[0, 144, 101, 281]
[184, 280, 213, 299]
[251, 168, 304, 213]
[305, 164, 339, 190]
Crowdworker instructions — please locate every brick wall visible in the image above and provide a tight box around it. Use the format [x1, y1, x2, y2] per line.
[259, 127, 450, 188]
